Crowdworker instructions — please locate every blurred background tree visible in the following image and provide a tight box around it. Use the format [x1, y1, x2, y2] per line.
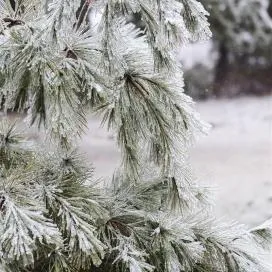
[184, 0, 272, 98]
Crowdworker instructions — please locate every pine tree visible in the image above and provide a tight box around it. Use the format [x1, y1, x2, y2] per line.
[203, 0, 272, 55]
[0, 0, 271, 271]
[200, 0, 272, 96]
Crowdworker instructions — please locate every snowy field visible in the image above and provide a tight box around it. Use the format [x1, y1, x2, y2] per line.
[79, 95, 272, 228]
[3, 95, 271, 227]
[190, 96, 272, 227]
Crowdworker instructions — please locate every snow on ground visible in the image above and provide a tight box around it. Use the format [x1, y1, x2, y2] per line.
[2, 95, 271, 227]
[80, 95, 272, 227]
[190, 96, 272, 227]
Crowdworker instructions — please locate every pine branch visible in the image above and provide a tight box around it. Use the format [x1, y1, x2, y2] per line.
[250, 219, 272, 250]
[37, 173, 107, 269]
[0, 190, 62, 267]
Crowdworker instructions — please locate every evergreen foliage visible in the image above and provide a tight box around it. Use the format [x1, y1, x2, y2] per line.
[202, 0, 272, 62]
[0, 0, 271, 271]
[185, 0, 272, 97]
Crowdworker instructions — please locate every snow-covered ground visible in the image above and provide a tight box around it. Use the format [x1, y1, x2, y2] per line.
[190, 96, 272, 227]
[79, 95, 272, 227]
[2, 95, 271, 227]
